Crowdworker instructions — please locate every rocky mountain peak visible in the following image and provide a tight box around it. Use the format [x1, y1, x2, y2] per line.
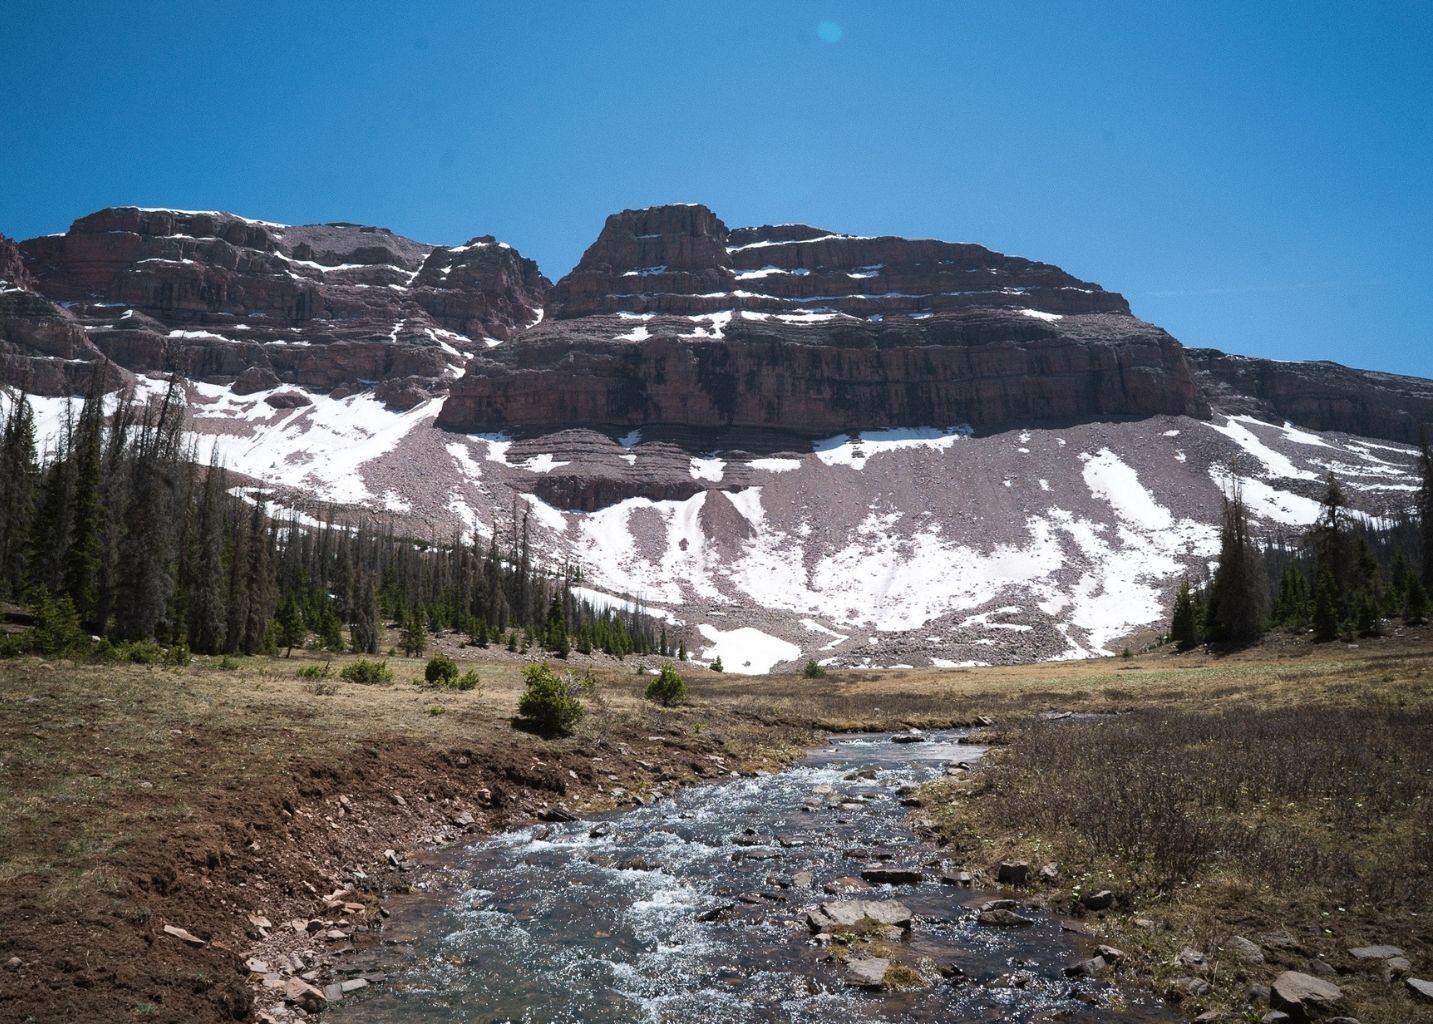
[0, 234, 35, 292]
[8, 206, 550, 407]
[550, 204, 735, 319]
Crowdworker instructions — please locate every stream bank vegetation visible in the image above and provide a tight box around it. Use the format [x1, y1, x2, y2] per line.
[923, 643, 1433, 1024]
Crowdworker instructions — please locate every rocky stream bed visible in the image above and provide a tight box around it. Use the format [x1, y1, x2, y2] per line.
[301, 731, 1178, 1023]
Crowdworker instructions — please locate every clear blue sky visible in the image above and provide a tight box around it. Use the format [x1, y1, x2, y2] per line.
[2, 2, 1428, 376]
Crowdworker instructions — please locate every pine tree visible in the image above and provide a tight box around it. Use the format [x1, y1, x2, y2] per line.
[276, 594, 305, 656]
[679, 639, 687, 662]
[1312, 568, 1340, 642]
[1272, 563, 1310, 631]
[1420, 427, 1433, 588]
[62, 383, 106, 629]
[1205, 487, 1267, 645]
[1170, 579, 1201, 650]
[188, 461, 228, 653]
[400, 609, 428, 657]
[544, 595, 566, 653]
[0, 392, 39, 597]
[350, 572, 380, 655]
[1405, 576, 1429, 625]
[1313, 472, 1353, 616]
[1355, 588, 1381, 637]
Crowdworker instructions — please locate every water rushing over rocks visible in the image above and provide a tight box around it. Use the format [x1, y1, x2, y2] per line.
[330, 732, 1173, 1023]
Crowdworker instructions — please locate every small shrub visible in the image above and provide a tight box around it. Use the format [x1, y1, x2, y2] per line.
[295, 662, 331, 679]
[453, 669, 480, 691]
[340, 658, 393, 685]
[124, 640, 165, 665]
[424, 654, 459, 687]
[1121, 647, 1133, 660]
[644, 663, 688, 706]
[517, 662, 584, 735]
[428, 705, 445, 716]
[803, 659, 826, 678]
[710, 655, 724, 673]
[216, 654, 240, 671]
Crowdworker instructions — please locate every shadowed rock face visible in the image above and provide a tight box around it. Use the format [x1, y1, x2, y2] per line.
[439, 203, 1207, 437]
[12, 208, 550, 404]
[1187, 348, 1433, 445]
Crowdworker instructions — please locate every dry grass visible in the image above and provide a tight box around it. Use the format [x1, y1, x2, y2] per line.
[920, 643, 1433, 1024]
[4, 633, 1433, 1022]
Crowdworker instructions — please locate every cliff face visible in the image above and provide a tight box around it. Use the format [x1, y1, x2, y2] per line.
[11, 208, 549, 405]
[5, 202, 1431, 449]
[1187, 349, 1433, 445]
[438, 204, 1206, 436]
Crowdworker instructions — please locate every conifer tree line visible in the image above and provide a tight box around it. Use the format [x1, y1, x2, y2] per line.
[1170, 432, 1433, 649]
[0, 377, 677, 659]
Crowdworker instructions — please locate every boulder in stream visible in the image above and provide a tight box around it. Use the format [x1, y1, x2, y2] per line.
[805, 900, 913, 933]
[846, 957, 890, 988]
[978, 908, 1035, 927]
[861, 865, 924, 885]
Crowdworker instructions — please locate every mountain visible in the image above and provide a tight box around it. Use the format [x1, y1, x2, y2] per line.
[2, 203, 1430, 672]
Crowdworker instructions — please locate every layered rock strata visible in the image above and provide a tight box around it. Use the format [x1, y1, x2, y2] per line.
[438, 204, 1208, 436]
[11, 208, 549, 405]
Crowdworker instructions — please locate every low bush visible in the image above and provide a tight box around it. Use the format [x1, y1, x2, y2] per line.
[424, 655, 459, 687]
[340, 658, 393, 685]
[123, 640, 166, 665]
[516, 662, 584, 735]
[644, 664, 688, 706]
[294, 662, 331, 680]
[803, 659, 826, 678]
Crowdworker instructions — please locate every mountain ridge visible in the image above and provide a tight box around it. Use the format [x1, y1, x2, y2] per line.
[3, 202, 1431, 671]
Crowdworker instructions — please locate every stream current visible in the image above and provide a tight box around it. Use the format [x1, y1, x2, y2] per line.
[331, 731, 1173, 1023]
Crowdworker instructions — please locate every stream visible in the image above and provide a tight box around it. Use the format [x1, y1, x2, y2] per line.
[330, 731, 1174, 1023]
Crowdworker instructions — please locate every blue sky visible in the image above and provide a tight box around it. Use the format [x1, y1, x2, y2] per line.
[2, 2, 1428, 376]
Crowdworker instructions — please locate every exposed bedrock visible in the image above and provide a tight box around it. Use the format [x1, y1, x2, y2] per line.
[1188, 348, 1433, 445]
[10, 207, 549, 401]
[436, 312, 1209, 437]
[439, 203, 1206, 437]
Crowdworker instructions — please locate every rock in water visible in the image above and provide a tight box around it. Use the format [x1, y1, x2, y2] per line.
[978, 908, 1035, 927]
[860, 865, 924, 885]
[845, 957, 890, 988]
[805, 900, 913, 932]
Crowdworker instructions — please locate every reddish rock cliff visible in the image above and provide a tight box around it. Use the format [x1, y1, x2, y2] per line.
[12, 208, 549, 402]
[1187, 348, 1433, 444]
[439, 204, 1206, 437]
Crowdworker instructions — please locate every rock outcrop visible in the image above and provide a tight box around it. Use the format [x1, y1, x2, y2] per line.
[439, 203, 1208, 437]
[5, 202, 1432, 451]
[1187, 348, 1433, 445]
[10, 208, 549, 402]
